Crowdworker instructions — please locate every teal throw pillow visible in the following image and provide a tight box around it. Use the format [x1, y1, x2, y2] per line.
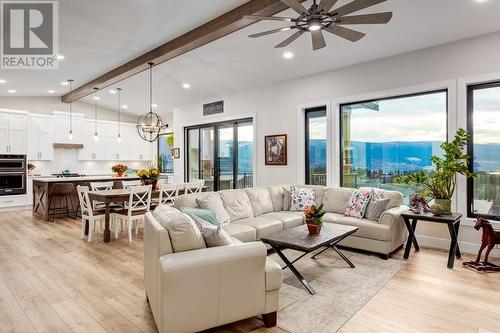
[180, 207, 219, 226]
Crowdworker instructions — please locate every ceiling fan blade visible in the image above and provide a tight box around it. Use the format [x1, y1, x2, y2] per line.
[311, 30, 327, 50]
[318, 0, 339, 13]
[281, 0, 309, 15]
[275, 31, 304, 48]
[333, 0, 386, 17]
[337, 12, 392, 25]
[248, 26, 295, 38]
[243, 15, 295, 22]
[326, 25, 365, 42]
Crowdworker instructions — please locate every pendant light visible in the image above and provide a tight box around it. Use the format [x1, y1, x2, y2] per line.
[93, 87, 99, 142]
[136, 62, 168, 142]
[67, 79, 74, 140]
[116, 87, 122, 142]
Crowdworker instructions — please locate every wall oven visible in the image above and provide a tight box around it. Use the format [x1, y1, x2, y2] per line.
[0, 155, 26, 196]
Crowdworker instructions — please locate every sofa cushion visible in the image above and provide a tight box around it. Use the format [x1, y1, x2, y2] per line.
[174, 192, 213, 210]
[365, 193, 391, 221]
[189, 214, 233, 247]
[323, 187, 355, 214]
[265, 258, 283, 292]
[302, 185, 327, 206]
[360, 187, 403, 209]
[345, 189, 373, 218]
[180, 207, 218, 226]
[222, 223, 257, 242]
[283, 187, 291, 211]
[234, 217, 283, 239]
[323, 213, 391, 241]
[246, 187, 274, 216]
[153, 205, 206, 252]
[219, 189, 254, 222]
[261, 212, 304, 229]
[196, 194, 230, 225]
[290, 186, 316, 212]
[267, 185, 290, 212]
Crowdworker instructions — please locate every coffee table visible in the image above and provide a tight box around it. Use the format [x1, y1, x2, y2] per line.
[261, 224, 358, 295]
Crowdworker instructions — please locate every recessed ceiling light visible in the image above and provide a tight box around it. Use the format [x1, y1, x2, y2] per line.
[152, 103, 158, 108]
[182, 83, 191, 89]
[56, 55, 65, 60]
[0, 79, 6, 84]
[475, 0, 489, 2]
[122, 105, 129, 109]
[283, 51, 294, 59]
[93, 96, 100, 100]
[8, 89, 16, 93]
[109, 89, 116, 94]
[48, 90, 55, 94]
[61, 81, 69, 86]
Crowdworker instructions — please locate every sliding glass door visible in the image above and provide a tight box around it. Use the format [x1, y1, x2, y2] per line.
[185, 118, 253, 191]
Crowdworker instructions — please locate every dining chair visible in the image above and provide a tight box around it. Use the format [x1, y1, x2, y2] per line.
[113, 185, 152, 242]
[90, 181, 115, 210]
[77, 185, 107, 242]
[157, 183, 180, 206]
[185, 180, 205, 194]
[122, 180, 142, 189]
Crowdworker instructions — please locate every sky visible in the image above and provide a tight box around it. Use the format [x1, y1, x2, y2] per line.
[473, 86, 500, 145]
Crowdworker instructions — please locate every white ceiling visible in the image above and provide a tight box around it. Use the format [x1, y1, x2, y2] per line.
[2, 0, 500, 117]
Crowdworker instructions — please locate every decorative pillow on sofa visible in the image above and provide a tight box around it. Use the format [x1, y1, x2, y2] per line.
[180, 207, 218, 226]
[344, 189, 373, 218]
[365, 192, 391, 221]
[188, 214, 233, 247]
[153, 205, 206, 253]
[282, 187, 292, 211]
[290, 186, 316, 212]
[196, 194, 230, 225]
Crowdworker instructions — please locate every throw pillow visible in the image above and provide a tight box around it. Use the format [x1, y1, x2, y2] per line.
[196, 194, 230, 225]
[282, 187, 292, 211]
[189, 214, 233, 247]
[180, 207, 218, 226]
[153, 205, 206, 253]
[290, 186, 316, 212]
[365, 193, 391, 221]
[345, 189, 373, 218]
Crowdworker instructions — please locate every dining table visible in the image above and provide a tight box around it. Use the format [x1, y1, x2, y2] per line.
[87, 186, 208, 243]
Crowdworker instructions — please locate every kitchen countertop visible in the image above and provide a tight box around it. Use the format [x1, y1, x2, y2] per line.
[32, 175, 140, 183]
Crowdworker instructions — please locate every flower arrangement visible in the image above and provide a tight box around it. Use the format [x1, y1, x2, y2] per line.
[304, 204, 326, 234]
[111, 164, 128, 176]
[137, 166, 160, 181]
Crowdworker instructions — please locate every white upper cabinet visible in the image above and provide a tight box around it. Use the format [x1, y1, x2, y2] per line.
[0, 111, 27, 154]
[28, 115, 53, 160]
[80, 120, 106, 161]
[52, 111, 84, 144]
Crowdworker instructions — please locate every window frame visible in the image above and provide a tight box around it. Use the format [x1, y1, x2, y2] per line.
[467, 81, 500, 221]
[305, 106, 327, 185]
[338, 89, 449, 188]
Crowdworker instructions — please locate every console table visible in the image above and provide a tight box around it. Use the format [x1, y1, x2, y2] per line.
[401, 212, 462, 268]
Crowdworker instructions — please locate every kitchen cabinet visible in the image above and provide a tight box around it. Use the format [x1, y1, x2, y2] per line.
[0, 112, 27, 154]
[28, 115, 54, 160]
[52, 111, 84, 144]
[80, 120, 106, 160]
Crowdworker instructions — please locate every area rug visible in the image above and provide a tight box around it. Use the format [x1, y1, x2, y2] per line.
[270, 249, 406, 333]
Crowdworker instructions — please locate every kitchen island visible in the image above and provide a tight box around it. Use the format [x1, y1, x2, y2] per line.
[32, 176, 140, 221]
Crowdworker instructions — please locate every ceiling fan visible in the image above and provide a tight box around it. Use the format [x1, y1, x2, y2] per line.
[244, 0, 393, 51]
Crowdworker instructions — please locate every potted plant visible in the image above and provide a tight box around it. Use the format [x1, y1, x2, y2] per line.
[304, 204, 326, 235]
[112, 164, 128, 177]
[137, 163, 160, 190]
[397, 128, 476, 214]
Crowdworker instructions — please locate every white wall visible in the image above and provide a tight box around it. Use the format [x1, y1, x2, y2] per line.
[173, 31, 500, 257]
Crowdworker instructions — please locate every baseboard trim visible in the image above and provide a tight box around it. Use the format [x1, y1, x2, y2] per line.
[415, 234, 499, 258]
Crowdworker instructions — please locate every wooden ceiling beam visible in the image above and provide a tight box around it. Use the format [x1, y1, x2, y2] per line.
[62, 0, 305, 103]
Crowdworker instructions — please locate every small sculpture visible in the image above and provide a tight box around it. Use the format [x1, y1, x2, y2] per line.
[430, 204, 444, 216]
[463, 217, 500, 272]
[409, 194, 430, 214]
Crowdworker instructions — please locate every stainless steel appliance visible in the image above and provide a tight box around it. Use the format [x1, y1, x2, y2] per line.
[0, 155, 26, 196]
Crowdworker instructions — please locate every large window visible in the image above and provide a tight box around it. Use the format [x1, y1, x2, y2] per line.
[305, 107, 327, 185]
[468, 82, 500, 220]
[340, 90, 448, 202]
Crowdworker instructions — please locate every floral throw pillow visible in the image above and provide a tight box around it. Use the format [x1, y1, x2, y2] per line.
[290, 186, 316, 212]
[345, 189, 373, 218]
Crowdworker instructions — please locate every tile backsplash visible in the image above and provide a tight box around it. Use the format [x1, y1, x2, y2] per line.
[30, 149, 149, 176]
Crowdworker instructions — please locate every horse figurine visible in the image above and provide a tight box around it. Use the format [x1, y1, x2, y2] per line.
[463, 217, 500, 272]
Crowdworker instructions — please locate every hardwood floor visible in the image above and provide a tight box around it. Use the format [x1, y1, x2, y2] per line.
[0, 210, 499, 333]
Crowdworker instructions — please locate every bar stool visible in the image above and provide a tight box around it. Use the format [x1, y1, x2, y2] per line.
[48, 183, 77, 222]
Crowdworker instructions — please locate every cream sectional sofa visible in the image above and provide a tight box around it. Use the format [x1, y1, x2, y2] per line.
[174, 185, 408, 259]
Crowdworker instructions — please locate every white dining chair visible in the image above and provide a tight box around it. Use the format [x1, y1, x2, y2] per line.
[90, 181, 114, 210]
[122, 180, 142, 189]
[157, 183, 180, 206]
[113, 185, 152, 242]
[184, 180, 205, 194]
[77, 185, 107, 242]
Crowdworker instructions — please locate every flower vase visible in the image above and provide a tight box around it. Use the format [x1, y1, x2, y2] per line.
[306, 219, 322, 235]
[143, 179, 158, 191]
